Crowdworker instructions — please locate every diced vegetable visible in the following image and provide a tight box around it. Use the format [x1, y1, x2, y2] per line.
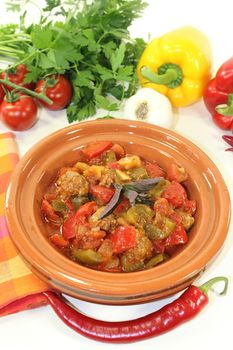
[121, 257, 145, 272]
[41, 199, 62, 225]
[115, 169, 131, 182]
[125, 204, 154, 227]
[118, 155, 142, 170]
[167, 163, 188, 183]
[62, 214, 77, 240]
[51, 199, 67, 215]
[145, 253, 166, 269]
[110, 225, 137, 254]
[149, 179, 170, 199]
[82, 141, 113, 160]
[127, 167, 148, 180]
[103, 150, 117, 164]
[72, 249, 104, 265]
[90, 185, 115, 204]
[162, 181, 187, 208]
[50, 233, 69, 247]
[71, 196, 89, 211]
[74, 201, 97, 219]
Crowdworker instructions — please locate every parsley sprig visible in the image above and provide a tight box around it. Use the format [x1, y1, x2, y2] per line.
[1, 0, 147, 122]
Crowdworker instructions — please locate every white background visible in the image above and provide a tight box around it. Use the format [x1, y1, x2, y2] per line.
[1, 1, 233, 349]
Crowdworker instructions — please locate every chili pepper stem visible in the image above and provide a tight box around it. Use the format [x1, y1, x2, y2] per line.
[199, 276, 228, 296]
[0, 78, 52, 105]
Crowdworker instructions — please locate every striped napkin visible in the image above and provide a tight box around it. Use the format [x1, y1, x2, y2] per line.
[0, 132, 48, 317]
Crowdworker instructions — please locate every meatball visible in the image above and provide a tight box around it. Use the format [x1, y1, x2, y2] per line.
[56, 170, 88, 198]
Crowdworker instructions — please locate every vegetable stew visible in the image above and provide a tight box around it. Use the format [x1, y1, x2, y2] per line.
[41, 141, 196, 272]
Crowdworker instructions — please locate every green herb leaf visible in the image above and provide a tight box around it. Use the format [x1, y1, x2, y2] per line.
[110, 42, 126, 73]
[95, 95, 119, 111]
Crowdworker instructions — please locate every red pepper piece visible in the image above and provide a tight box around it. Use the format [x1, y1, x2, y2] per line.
[50, 233, 69, 247]
[113, 197, 130, 215]
[89, 185, 115, 204]
[41, 199, 62, 225]
[203, 57, 233, 130]
[62, 202, 97, 240]
[74, 201, 97, 219]
[110, 225, 136, 254]
[82, 141, 113, 160]
[42, 277, 228, 343]
[62, 214, 77, 240]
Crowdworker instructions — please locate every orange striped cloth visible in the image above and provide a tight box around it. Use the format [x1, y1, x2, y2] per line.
[0, 132, 48, 317]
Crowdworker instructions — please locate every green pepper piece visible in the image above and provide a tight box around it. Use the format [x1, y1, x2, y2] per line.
[144, 223, 170, 240]
[127, 167, 148, 180]
[125, 204, 154, 227]
[121, 256, 145, 272]
[145, 253, 165, 269]
[71, 196, 88, 211]
[103, 150, 117, 164]
[51, 199, 67, 215]
[148, 179, 170, 199]
[72, 249, 104, 266]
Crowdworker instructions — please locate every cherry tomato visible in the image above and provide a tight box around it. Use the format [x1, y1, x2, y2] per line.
[0, 64, 34, 91]
[35, 75, 72, 110]
[0, 84, 5, 103]
[0, 95, 38, 131]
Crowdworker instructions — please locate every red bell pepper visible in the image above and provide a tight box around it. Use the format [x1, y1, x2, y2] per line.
[62, 202, 97, 240]
[203, 57, 233, 130]
[82, 141, 113, 159]
[110, 225, 136, 254]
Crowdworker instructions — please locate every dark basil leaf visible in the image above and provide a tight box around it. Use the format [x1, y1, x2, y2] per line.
[123, 177, 164, 193]
[123, 189, 138, 206]
[99, 184, 122, 219]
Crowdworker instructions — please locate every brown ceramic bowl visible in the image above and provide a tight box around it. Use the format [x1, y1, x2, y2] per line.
[5, 119, 231, 305]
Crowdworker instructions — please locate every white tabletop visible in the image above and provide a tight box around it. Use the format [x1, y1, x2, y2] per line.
[1, 1, 233, 349]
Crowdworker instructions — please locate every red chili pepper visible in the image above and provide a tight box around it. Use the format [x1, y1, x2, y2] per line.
[203, 57, 233, 130]
[42, 277, 228, 343]
[222, 135, 233, 151]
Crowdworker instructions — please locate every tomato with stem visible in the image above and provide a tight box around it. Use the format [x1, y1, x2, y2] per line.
[35, 75, 72, 110]
[0, 94, 38, 131]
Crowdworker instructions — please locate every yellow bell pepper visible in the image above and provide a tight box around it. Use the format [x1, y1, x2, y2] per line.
[137, 26, 212, 107]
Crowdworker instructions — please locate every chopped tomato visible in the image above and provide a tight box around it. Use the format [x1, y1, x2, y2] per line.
[62, 214, 77, 240]
[82, 141, 113, 160]
[165, 224, 188, 246]
[111, 143, 125, 159]
[153, 198, 171, 216]
[167, 163, 188, 183]
[74, 201, 97, 219]
[162, 181, 187, 208]
[41, 199, 61, 225]
[90, 185, 115, 204]
[183, 199, 197, 215]
[110, 225, 136, 254]
[44, 193, 57, 202]
[153, 239, 166, 254]
[107, 161, 121, 170]
[50, 233, 69, 247]
[144, 160, 165, 178]
[168, 212, 183, 225]
[65, 199, 75, 212]
[113, 197, 130, 215]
